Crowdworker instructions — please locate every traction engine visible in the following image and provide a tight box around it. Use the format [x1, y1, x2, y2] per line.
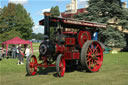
[26, 12, 107, 77]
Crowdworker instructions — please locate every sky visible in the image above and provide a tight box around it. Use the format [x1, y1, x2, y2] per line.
[0, 0, 128, 34]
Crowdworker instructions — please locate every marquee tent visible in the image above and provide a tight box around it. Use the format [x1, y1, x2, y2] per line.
[1, 37, 33, 56]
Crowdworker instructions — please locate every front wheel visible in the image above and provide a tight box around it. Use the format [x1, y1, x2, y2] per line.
[81, 40, 103, 72]
[56, 54, 66, 77]
[26, 55, 37, 75]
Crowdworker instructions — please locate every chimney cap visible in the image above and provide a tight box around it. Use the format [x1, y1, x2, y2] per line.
[43, 12, 51, 16]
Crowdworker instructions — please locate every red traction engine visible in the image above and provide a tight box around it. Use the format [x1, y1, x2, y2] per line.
[26, 12, 107, 77]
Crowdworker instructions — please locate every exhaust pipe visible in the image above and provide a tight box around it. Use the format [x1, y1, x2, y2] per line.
[43, 12, 50, 39]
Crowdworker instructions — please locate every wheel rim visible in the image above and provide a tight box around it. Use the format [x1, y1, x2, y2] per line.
[29, 56, 37, 75]
[59, 58, 65, 77]
[86, 42, 103, 72]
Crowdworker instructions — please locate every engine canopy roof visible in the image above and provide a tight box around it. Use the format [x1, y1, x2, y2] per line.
[39, 17, 107, 29]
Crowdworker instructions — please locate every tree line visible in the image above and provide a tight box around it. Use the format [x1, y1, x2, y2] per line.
[0, 3, 34, 42]
[0, 4, 60, 42]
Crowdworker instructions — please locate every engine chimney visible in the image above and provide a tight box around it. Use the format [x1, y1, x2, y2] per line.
[43, 12, 51, 38]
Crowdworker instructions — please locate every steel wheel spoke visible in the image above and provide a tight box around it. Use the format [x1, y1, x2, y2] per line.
[87, 58, 92, 63]
[96, 61, 101, 65]
[94, 45, 99, 53]
[91, 60, 94, 64]
[86, 53, 91, 56]
[89, 47, 93, 54]
[91, 43, 95, 53]
[59, 62, 62, 68]
[95, 53, 101, 56]
[32, 58, 34, 63]
[88, 61, 90, 67]
[93, 65, 97, 70]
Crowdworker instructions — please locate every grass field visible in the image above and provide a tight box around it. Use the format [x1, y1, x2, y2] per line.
[0, 43, 128, 85]
[32, 43, 40, 50]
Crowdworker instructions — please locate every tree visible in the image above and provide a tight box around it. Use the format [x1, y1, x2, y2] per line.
[0, 30, 22, 42]
[15, 4, 33, 39]
[50, 6, 60, 17]
[31, 33, 44, 40]
[0, 3, 16, 34]
[50, 7, 54, 17]
[0, 3, 33, 42]
[118, 8, 128, 31]
[74, 0, 128, 47]
[99, 26, 126, 47]
[54, 6, 60, 17]
[104, 0, 122, 6]
[0, 8, 2, 16]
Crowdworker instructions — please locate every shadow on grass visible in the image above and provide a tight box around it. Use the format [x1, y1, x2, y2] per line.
[37, 67, 56, 75]
[25, 67, 58, 77]
[37, 67, 59, 77]
[25, 66, 87, 77]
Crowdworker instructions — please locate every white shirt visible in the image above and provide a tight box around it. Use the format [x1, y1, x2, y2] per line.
[25, 48, 30, 56]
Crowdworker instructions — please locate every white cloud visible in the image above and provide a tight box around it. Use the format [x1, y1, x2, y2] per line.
[32, 25, 44, 34]
[42, 8, 51, 13]
[8, 0, 28, 4]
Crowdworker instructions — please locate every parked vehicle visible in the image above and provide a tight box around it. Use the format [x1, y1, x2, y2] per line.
[26, 12, 107, 77]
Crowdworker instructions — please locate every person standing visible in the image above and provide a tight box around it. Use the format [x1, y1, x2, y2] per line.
[12, 45, 16, 59]
[17, 44, 24, 65]
[25, 45, 30, 58]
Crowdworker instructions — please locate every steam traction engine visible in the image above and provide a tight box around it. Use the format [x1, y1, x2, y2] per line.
[26, 12, 107, 77]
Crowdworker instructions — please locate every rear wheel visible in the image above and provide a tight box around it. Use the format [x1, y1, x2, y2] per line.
[81, 40, 103, 72]
[26, 55, 37, 75]
[56, 54, 66, 77]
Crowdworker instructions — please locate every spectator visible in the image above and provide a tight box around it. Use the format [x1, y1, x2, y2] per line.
[25, 45, 30, 58]
[12, 45, 17, 59]
[17, 44, 24, 65]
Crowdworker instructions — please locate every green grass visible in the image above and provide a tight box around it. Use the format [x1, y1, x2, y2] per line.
[32, 43, 40, 56]
[0, 52, 128, 85]
[32, 43, 40, 50]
